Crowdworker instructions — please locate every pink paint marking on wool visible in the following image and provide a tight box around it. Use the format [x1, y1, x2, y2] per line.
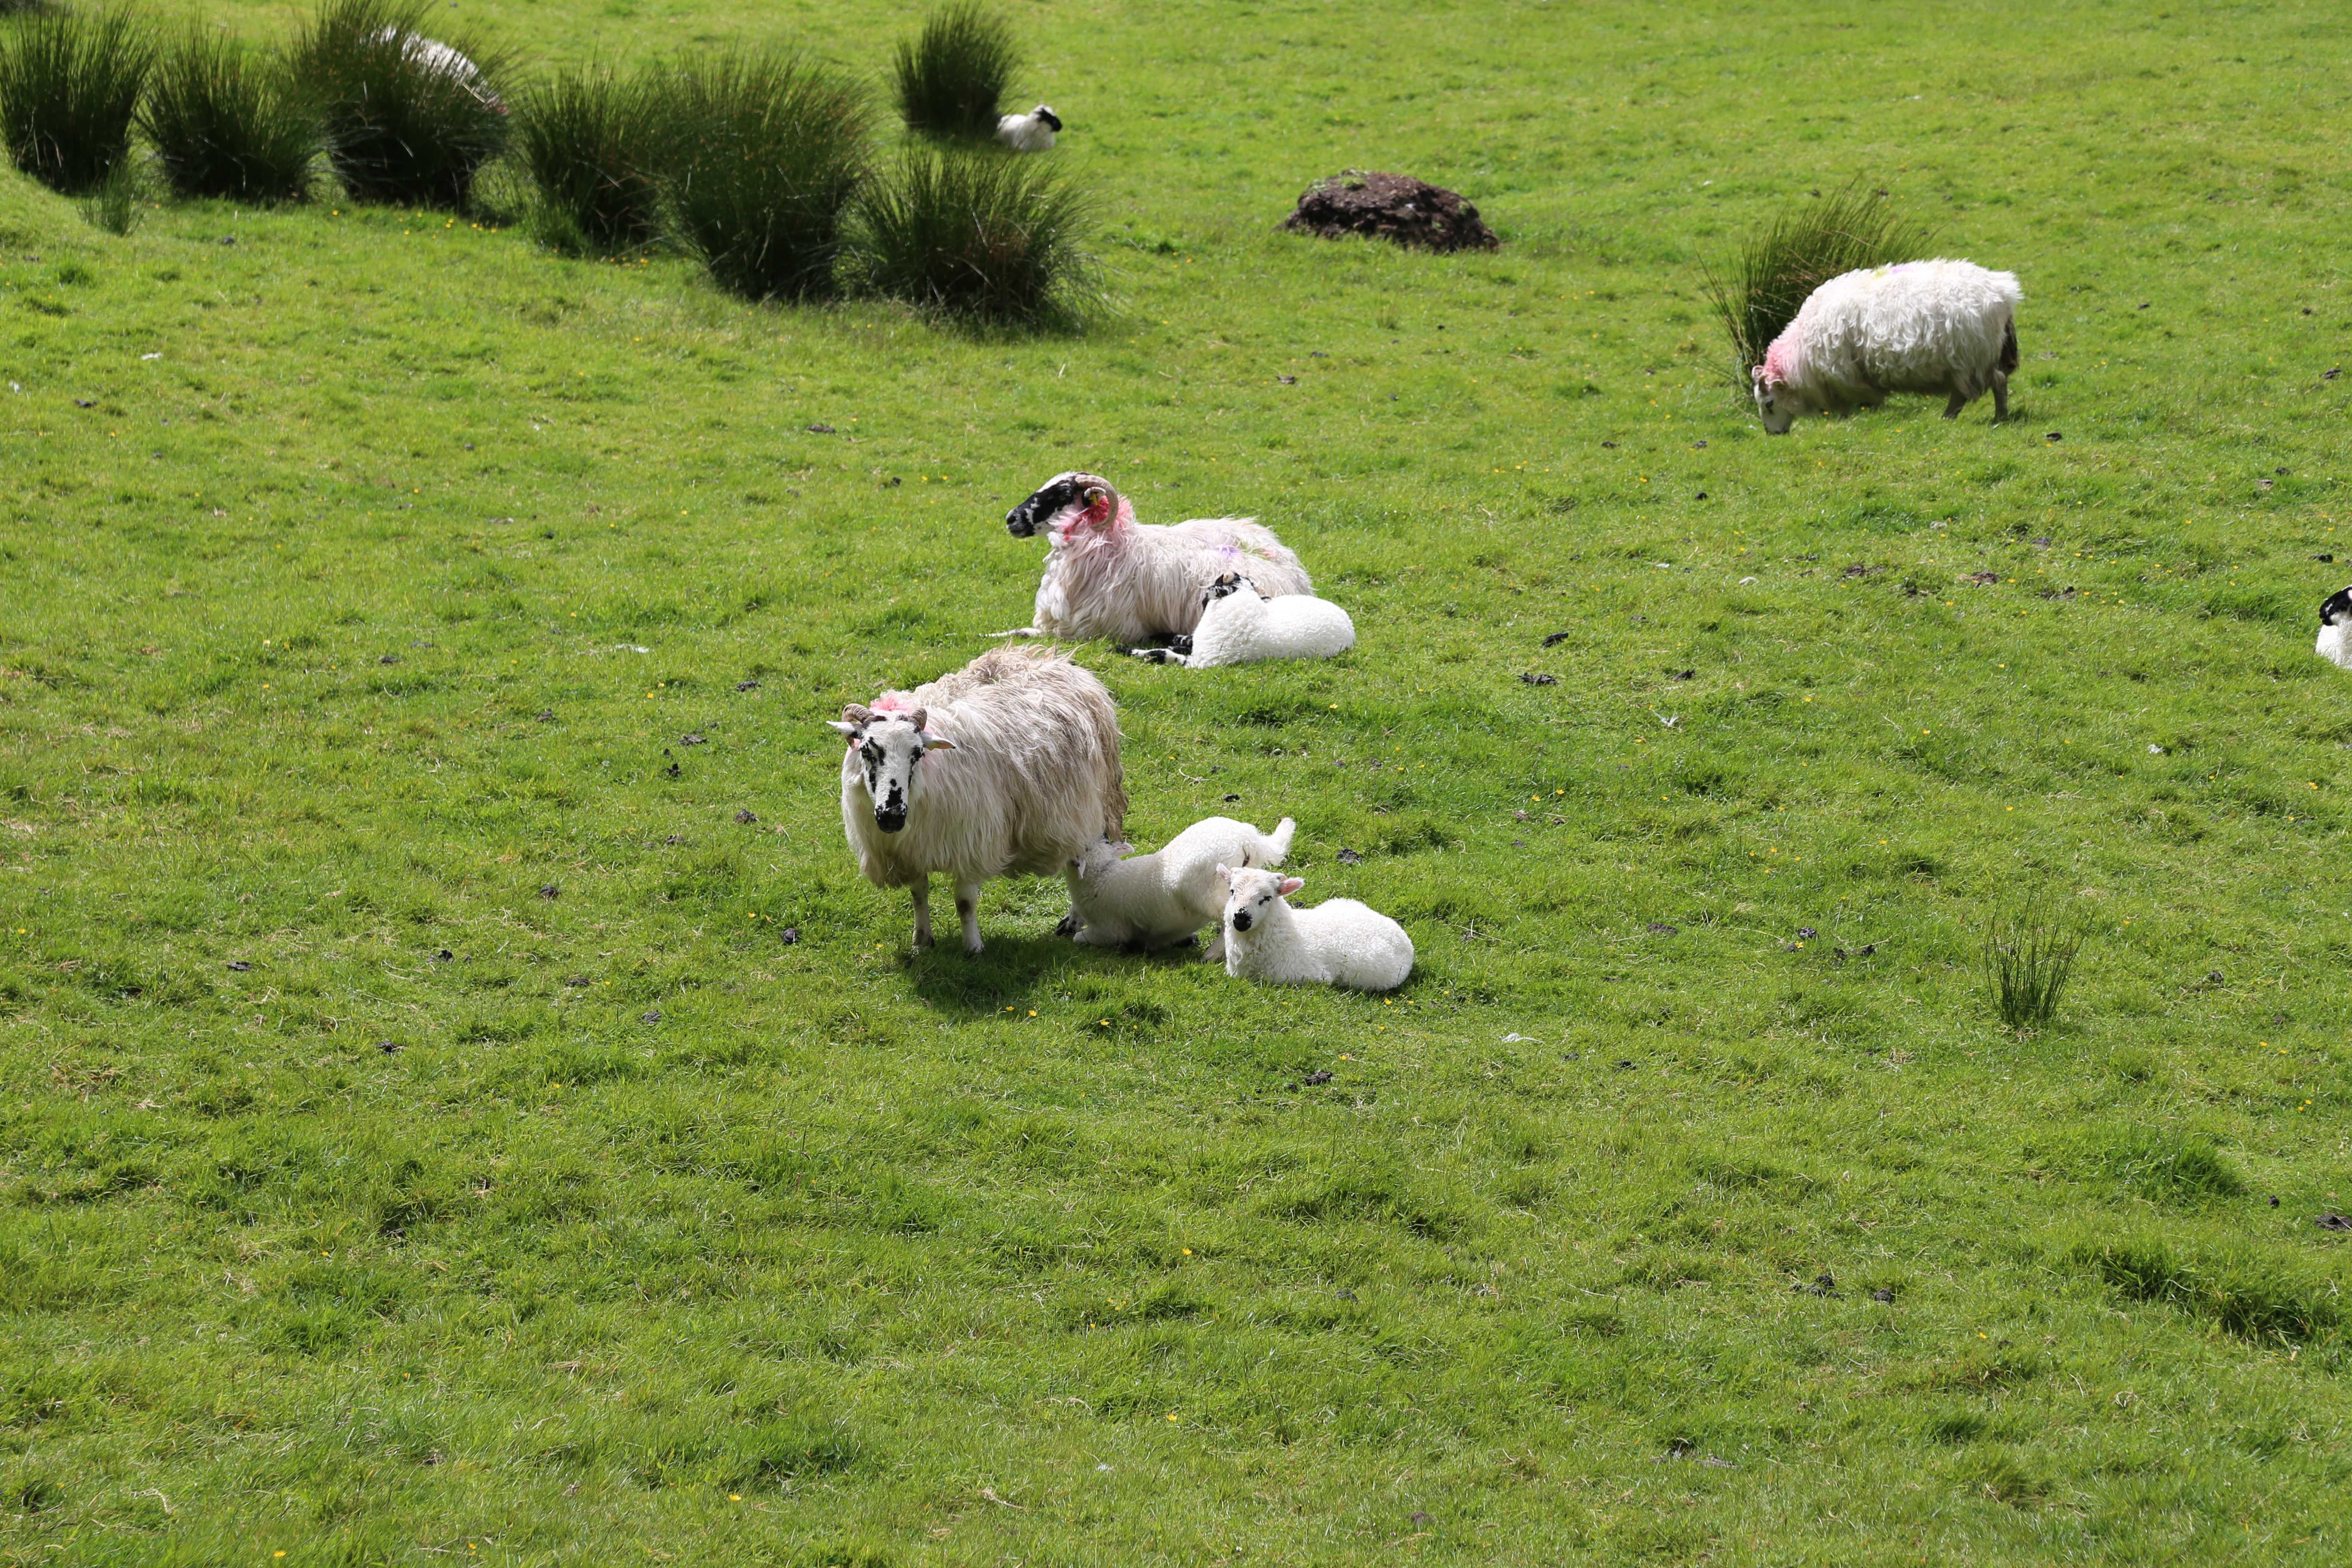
[1759, 327, 1802, 387]
[870, 695, 916, 714]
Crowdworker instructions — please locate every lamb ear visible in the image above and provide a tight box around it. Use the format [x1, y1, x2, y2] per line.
[1110, 842, 1133, 857]
[1215, 863, 1233, 885]
[1278, 877, 1304, 897]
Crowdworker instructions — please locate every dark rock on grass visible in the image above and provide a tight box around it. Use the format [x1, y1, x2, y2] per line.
[807, 423, 836, 434]
[378, 1040, 401, 1054]
[378, 654, 399, 665]
[224, 960, 253, 971]
[735, 810, 758, 824]
[1614, 1059, 1635, 1070]
[1275, 374, 1297, 385]
[2319, 1214, 2352, 1232]
[434, 949, 453, 962]
[665, 834, 686, 845]
[1795, 1272, 1840, 1297]
[1336, 848, 1363, 865]
[1648, 922, 1678, 935]
[779, 927, 799, 946]
[1541, 630, 1573, 647]
[1281, 170, 1500, 254]
[537, 710, 556, 722]
[680, 733, 707, 746]
[1302, 1069, 1333, 1085]
[735, 680, 761, 692]
[1520, 672, 1558, 686]
[640, 1010, 663, 1025]
[564, 976, 593, 987]
[1966, 571, 2001, 585]
[1797, 926, 1817, 939]
[539, 884, 559, 900]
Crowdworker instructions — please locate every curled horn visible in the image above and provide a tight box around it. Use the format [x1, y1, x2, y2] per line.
[842, 703, 875, 726]
[907, 707, 928, 732]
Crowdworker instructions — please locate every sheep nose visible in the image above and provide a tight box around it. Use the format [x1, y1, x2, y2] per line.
[1004, 504, 1035, 537]
[1231, 911, 1252, 931]
[874, 807, 907, 833]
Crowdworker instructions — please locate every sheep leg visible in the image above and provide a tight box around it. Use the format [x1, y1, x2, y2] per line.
[984, 627, 1040, 639]
[956, 881, 984, 954]
[910, 876, 935, 949]
[1943, 391, 1968, 420]
[1056, 910, 1085, 938]
[1991, 374, 2009, 422]
[1201, 930, 1226, 963]
[1129, 647, 1191, 668]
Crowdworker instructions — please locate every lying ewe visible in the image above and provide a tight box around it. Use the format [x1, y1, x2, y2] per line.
[1218, 866, 1413, 992]
[995, 104, 1063, 152]
[1130, 573, 1354, 668]
[1752, 259, 2021, 433]
[2318, 585, 2352, 669]
[831, 646, 1124, 953]
[1000, 471, 1313, 645]
[1065, 815, 1296, 956]
[372, 28, 506, 111]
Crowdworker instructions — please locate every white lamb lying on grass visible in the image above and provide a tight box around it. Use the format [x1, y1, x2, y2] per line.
[1217, 866, 1413, 992]
[995, 104, 1062, 152]
[2318, 585, 2352, 669]
[1752, 258, 2021, 432]
[1065, 815, 1296, 957]
[1128, 573, 1354, 668]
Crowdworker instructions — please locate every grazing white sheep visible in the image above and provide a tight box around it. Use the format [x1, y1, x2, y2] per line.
[1752, 259, 2021, 433]
[1130, 573, 1354, 668]
[2318, 585, 2352, 669]
[995, 104, 1063, 152]
[998, 471, 1313, 645]
[1217, 866, 1413, 992]
[371, 28, 505, 112]
[1065, 815, 1296, 957]
[831, 646, 1124, 953]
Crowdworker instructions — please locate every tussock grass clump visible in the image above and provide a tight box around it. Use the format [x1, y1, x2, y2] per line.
[892, 2, 1017, 139]
[0, 8, 156, 196]
[1703, 178, 1934, 384]
[2085, 1239, 2339, 1342]
[291, 0, 511, 210]
[141, 30, 320, 203]
[661, 52, 871, 302]
[1982, 894, 2087, 1032]
[854, 148, 1094, 326]
[513, 63, 665, 254]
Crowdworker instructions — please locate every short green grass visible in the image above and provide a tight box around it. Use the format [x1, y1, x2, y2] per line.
[3, 1, 2352, 1562]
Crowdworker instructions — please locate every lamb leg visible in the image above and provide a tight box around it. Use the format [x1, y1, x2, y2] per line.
[910, 875, 934, 949]
[956, 881, 985, 953]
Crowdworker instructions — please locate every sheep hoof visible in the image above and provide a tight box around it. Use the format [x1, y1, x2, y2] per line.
[963, 936, 986, 954]
[1054, 912, 1081, 938]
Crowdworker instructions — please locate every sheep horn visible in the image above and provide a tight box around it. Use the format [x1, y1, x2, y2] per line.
[842, 703, 874, 725]
[906, 707, 927, 732]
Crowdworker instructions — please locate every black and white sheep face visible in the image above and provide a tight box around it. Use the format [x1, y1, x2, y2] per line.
[1219, 864, 1303, 933]
[2321, 586, 2352, 629]
[1034, 104, 1063, 132]
[1200, 573, 1255, 606]
[1751, 372, 1796, 435]
[1005, 471, 1116, 539]
[828, 704, 953, 834]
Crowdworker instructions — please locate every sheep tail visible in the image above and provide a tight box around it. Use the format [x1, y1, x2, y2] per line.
[1999, 319, 2019, 376]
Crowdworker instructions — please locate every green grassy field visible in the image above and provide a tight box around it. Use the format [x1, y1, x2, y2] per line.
[4, 0, 2351, 1562]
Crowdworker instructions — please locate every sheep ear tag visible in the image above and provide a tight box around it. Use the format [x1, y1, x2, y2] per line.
[1278, 877, 1305, 897]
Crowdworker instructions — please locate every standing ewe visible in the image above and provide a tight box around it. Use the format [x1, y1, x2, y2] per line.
[1752, 259, 2021, 432]
[831, 646, 1125, 953]
[995, 104, 1062, 152]
[2318, 585, 2352, 670]
[1218, 866, 1413, 992]
[1065, 815, 1296, 956]
[998, 471, 1313, 645]
[1129, 573, 1354, 668]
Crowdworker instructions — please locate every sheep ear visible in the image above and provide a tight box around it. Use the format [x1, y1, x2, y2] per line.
[827, 720, 862, 740]
[1278, 877, 1304, 897]
[1110, 841, 1133, 857]
[923, 735, 955, 751]
[1215, 863, 1233, 884]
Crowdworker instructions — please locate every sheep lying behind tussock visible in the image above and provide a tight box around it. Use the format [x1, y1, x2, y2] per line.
[1218, 866, 1412, 992]
[1065, 815, 1296, 957]
[1752, 259, 2021, 432]
[831, 645, 1124, 952]
[2318, 585, 2352, 669]
[995, 104, 1062, 152]
[1129, 573, 1354, 668]
[998, 471, 1312, 645]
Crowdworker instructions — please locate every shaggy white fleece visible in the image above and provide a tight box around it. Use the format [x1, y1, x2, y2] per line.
[1754, 259, 2021, 432]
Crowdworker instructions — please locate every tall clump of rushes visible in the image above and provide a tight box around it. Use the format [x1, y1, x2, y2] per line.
[141, 26, 322, 203]
[0, 6, 157, 196]
[512, 61, 667, 254]
[660, 51, 872, 301]
[1703, 178, 1935, 389]
[1984, 893, 2091, 1034]
[290, 0, 512, 210]
[892, 2, 1017, 140]
[853, 146, 1095, 328]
